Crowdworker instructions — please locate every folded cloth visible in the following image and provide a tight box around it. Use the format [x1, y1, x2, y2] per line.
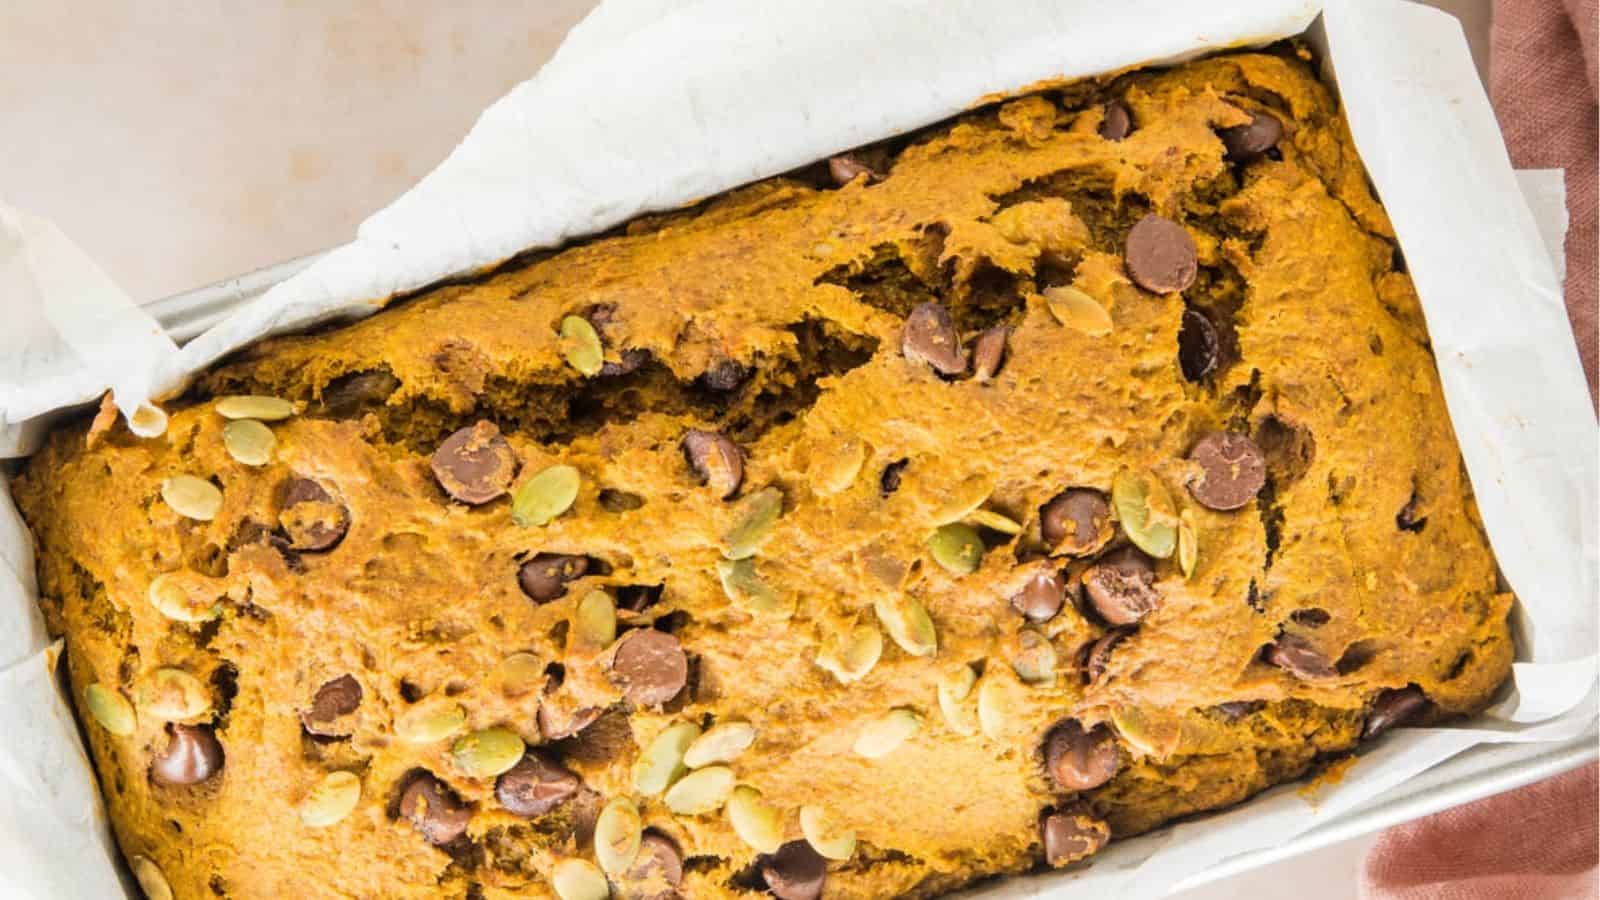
[1361, 762, 1598, 899]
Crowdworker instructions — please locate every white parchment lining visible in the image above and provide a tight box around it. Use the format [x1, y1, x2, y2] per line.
[0, 1, 1593, 898]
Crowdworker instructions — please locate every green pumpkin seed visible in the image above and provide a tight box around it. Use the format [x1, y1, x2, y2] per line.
[222, 419, 275, 466]
[1011, 629, 1058, 685]
[800, 805, 856, 860]
[215, 395, 294, 421]
[594, 796, 643, 875]
[299, 770, 361, 828]
[1111, 705, 1182, 758]
[816, 621, 883, 683]
[135, 668, 211, 721]
[936, 664, 978, 736]
[560, 316, 605, 377]
[1178, 509, 1198, 579]
[396, 701, 467, 744]
[512, 464, 581, 526]
[552, 858, 610, 900]
[929, 473, 996, 525]
[1112, 469, 1178, 558]
[853, 708, 921, 758]
[927, 523, 985, 575]
[84, 683, 136, 736]
[977, 671, 1027, 742]
[726, 785, 784, 853]
[571, 590, 617, 651]
[722, 486, 783, 560]
[631, 721, 700, 796]
[684, 721, 756, 768]
[809, 436, 865, 496]
[714, 558, 793, 617]
[131, 856, 174, 900]
[1044, 286, 1113, 335]
[147, 573, 221, 624]
[452, 726, 526, 778]
[663, 764, 735, 815]
[873, 597, 937, 657]
[965, 508, 1023, 535]
[496, 652, 545, 697]
[161, 474, 222, 521]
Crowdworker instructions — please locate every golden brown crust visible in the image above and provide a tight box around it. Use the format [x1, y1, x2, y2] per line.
[14, 47, 1511, 899]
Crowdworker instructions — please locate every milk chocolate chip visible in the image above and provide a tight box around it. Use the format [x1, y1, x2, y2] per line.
[302, 674, 362, 736]
[537, 703, 602, 741]
[761, 840, 827, 900]
[1187, 432, 1266, 511]
[972, 325, 1011, 382]
[682, 429, 745, 499]
[495, 751, 581, 817]
[1041, 808, 1110, 867]
[700, 359, 750, 392]
[430, 420, 518, 505]
[278, 478, 350, 551]
[1081, 628, 1131, 685]
[827, 153, 879, 186]
[1124, 214, 1197, 294]
[902, 302, 967, 376]
[600, 348, 652, 378]
[1363, 686, 1430, 739]
[620, 831, 685, 900]
[1098, 100, 1133, 140]
[1179, 309, 1220, 381]
[517, 553, 591, 603]
[1045, 720, 1120, 792]
[610, 629, 688, 708]
[1040, 489, 1112, 556]
[1011, 568, 1068, 623]
[398, 772, 472, 846]
[1081, 546, 1160, 626]
[1218, 110, 1283, 163]
[1264, 633, 1336, 680]
[150, 724, 224, 786]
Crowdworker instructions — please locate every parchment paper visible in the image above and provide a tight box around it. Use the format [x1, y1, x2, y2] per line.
[0, 1, 1593, 898]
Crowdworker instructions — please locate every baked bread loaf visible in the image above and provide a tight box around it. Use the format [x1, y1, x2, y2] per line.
[13, 46, 1512, 900]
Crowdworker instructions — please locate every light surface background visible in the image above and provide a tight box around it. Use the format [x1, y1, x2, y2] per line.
[0, 2, 1493, 897]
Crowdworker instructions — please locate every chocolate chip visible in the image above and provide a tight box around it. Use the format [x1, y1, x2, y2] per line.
[1397, 491, 1427, 532]
[1264, 633, 1337, 680]
[902, 302, 967, 376]
[600, 348, 652, 378]
[494, 751, 580, 817]
[615, 583, 665, 613]
[610, 629, 688, 708]
[278, 478, 350, 551]
[1041, 807, 1110, 867]
[1215, 700, 1264, 721]
[1044, 720, 1120, 792]
[700, 359, 750, 392]
[150, 723, 224, 785]
[1011, 568, 1068, 623]
[1363, 686, 1430, 739]
[301, 674, 362, 736]
[972, 325, 1010, 382]
[430, 420, 518, 505]
[1080, 628, 1131, 685]
[1187, 431, 1266, 511]
[1039, 489, 1112, 556]
[1098, 101, 1133, 140]
[537, 703, 601, 741]
[398, 772, 472, 846]
[682, 429, 745, 499]
[517, 553, 591, 603]
[1081, 546, 1160, 627]
[880, 459, 908, 496]
[1178, 309, 1220, 381]
[760, 840, 827, 900]
[827, 153, 879, 186]
[619, 831, 685, 900]
[1218, 110, 1283, 163]
[1124, 214, 1197, 294]
[319, 369, 402, 417]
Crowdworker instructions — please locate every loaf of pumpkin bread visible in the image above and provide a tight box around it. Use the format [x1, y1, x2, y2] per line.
[12, 45, 1512, 900]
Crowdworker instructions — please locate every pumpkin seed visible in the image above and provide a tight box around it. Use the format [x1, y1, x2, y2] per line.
[1111, 705, 1182, 758]
[147, 573, 221, 624]
[663, 764, 734, 815]
[722, 486, 783, 560]
[1011, 629, 1058, 685]
[161, 474, 222, 521]
[874, 597, 937, 657]
[135, 668, 211, 721]
[1178, 509, 1198, 579]
[800, 805, 856, 860]
[810, 436, 865, 496]
[965, 508, 1023, 535]
[631, 721, 700, 796]
[559, 316, 604, 377]
[299, 770, 361, 828]
[497, 652, 545, 697]
[84, 683, 136, 736]
[927, 523, 984, 575]
[1111, 469, 1178, 558]
[936, 664, 978, 736]
[714, 558, 793, 618]
[571, 590, 617, 651]
[726, 785, 784, 853]
[684, 721, 756, 768]
[552, 858, 610, 900]
[396, 701, 467, 744]
[816, 621, 883, 683]
[1044, 286, 1113, 335]
[221, 419, 275, 466]
[977, 671, 1027, 742]
[130, 855, 174, 900]
[854, 708, 922, 758]
[594, 796, 643, 875]
[512, 464, 581, 527]
[215, 395, 294, 421]
[929, 473, 995, 525]
[452, 726, 526, 778]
